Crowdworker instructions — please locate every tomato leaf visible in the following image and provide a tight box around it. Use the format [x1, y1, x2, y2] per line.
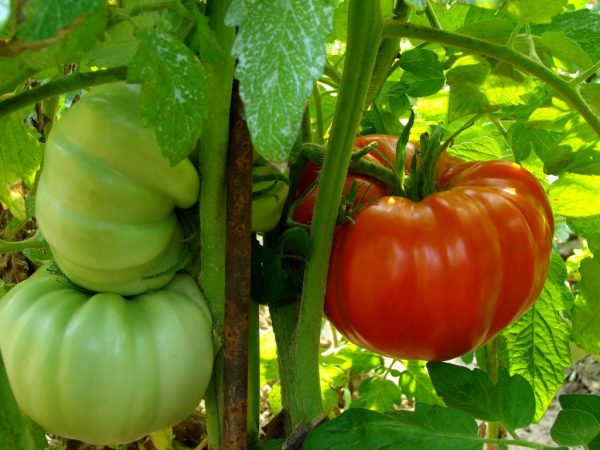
[538, 31, 593, 71]
[558, 395, 600, 448]
[582, 84, 600, 117]
[506, 0, 567, 24]
[15, 0, 104, 41]
[0, 0, 106, 79]
[427, 362, 498, 421]
[398, 360, 443, 406]
[0, 110, 42, 221]
[549, 174, 600, 217]
[350, 377, 402, 412]
[531, 9, 600, 61]
[303, 405, 483, 450]
[427, 362, 535, 429]
[571, 257, 600, 354]
[398, 49, 445, 98]
[551, 409, 600, 447]
[0, 359, 47, 449]
[501, 254, 573, 422]
[128, 29, 208, 164]
[447, 81, 488, 124]
[225, 0, 334, 161]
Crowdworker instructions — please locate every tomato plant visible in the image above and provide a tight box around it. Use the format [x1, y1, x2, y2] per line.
[0, 0, 599, 449]
[35, 83, 200, 295]
[326, 159, 554, 361]
[0, 266, 214, 445]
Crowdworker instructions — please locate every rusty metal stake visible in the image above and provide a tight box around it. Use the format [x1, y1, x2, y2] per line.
[223, 81, 252, 450]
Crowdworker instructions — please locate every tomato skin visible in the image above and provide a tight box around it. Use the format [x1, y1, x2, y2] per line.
[326, 160, 554, 361]
[36, 82, 200, 295]
[0, 267, 213, 445]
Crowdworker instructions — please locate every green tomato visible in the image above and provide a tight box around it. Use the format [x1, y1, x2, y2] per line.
[36, 82, 200, 295]
[0, 266, 213, 445]
[252, 156, 289, 233]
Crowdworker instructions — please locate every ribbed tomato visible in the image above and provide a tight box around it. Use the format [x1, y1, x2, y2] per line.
[325, 160, 554, 361]
[0, 267, 213, 445]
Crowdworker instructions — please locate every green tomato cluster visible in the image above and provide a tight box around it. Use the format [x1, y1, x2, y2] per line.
[0, 83, 214, 446]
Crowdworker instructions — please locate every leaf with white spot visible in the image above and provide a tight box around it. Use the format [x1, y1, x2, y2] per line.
[128, 29, 208, 165]
[226, 0, 334, 161]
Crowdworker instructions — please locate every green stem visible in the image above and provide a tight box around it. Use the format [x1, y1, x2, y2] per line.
[0, 67, 128, 119]
[382, 22, 600, 139]
[283, 0, 384, 430]
[312, 85, 324, 145]
[302, 143, 398, 192]
[484, 336, 502, 449]
[570, 60, 600, 86]
[247, 300, 260, 443]
[201, 1, 236, 448]
[481, 437, 554, 450]
[424, 1, 442, 29]
[0, 68, 35, 97]
[0, 231, 46, 254]
[322, 61, 342, 88]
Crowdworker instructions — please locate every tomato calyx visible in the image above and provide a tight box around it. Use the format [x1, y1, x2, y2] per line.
[252, 158, 290, 200]
[405, 125, 446, 201]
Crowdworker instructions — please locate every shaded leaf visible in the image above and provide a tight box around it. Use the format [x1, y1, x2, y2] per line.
[571, 257, 600, 354]
[0, 111, 42, 221]
[350, 377, 402, 412]
[506, 0, 567, 24]
[0, 359, 47, 449]
[531, 9, 600, 61]
[399, 49, 445, 98]
[303, 405, 483, 450]
[551, 409, 600, 446]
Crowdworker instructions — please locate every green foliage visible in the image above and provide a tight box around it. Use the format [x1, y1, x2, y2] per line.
[128, 29, 208, 164]
[0, 359, 47, 449]
[225, 0, 335, 161]
[501, 254, 574, 421]
[303, 405, 484, 450]
[428, 362, 535, 430]
[0, 110, 42, 220]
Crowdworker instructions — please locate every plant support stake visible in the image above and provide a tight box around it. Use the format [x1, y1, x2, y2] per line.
[223, 81, 253, 450]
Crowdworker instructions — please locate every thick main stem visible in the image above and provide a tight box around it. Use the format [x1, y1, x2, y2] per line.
[281, 0, 384, 430]
[382, 22, 600, 139]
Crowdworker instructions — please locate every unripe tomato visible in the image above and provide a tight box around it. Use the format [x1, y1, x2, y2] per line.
[326, 160, 554, 361]
[36, 82, 200, 295]
[252, 155, 289, 233]
[0, 267, 213, 445]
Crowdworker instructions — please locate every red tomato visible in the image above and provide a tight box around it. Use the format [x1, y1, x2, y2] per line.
[325, 160, 554, 361]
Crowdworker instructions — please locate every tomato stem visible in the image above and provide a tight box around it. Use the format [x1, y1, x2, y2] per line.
[381, 22, 600, 139]
[281, 0, 384, 431]
[0, 230, 47, 254]
[0, 67, 128, 119]
[301, 143, 399, 194]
